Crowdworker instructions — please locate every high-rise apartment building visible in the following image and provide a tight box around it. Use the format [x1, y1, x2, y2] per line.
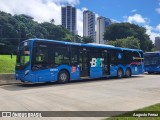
[155, 37, 160, 51]
[96, 16, 111, 44]
[61, 5, 77, 34]
[83, 10, 95, 42]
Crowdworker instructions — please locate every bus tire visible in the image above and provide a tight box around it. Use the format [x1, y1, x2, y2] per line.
[125, 68, 131, 78]
[58, 70, 69, 84]
[148, 72, 153, 74]
[117, 68, 123, 78]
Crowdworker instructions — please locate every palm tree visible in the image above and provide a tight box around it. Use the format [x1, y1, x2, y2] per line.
[50, 19, 55, 24]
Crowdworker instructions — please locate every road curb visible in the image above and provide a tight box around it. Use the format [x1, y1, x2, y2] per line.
[0, 74, 21, 85]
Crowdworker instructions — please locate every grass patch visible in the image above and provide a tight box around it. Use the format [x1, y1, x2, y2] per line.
[0, 55, 16, 73]
[105, 103, 160, 120]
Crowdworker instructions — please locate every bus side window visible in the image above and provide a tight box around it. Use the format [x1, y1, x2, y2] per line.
[132, 51, 141, 62]
[55, 46, 70, 65]
[90, 48, 101, 59]
[71, 47, 78, 66]
[35, 45, 48, 64]
[110, 51, 118, 64]
[122, 51, 132, 64]
[32, 44, 52, 71]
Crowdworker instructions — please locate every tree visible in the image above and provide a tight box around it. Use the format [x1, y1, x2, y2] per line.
[50, 19, 55, 24]
[0, 11, 75, 54]
[75, 35, 82, 43]
[107, 36, 140, 49]
[104, 23, 153, 51]
[82, 36, 93, 43]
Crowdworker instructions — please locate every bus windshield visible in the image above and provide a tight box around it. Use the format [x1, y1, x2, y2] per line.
[16, 41, 30, 68]
[144, 53, 160, 65]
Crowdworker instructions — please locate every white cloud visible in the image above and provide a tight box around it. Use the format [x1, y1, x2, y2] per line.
[155, 8, 160, 14]
[77, 8, 84, 36]
[111, 19, 120, 23]
[155, 0, 160, 14]
[125, 14, 149, 24]
[51, 0, 80, 5]
[0, 0, 68, 24]
[145, 25, 160, 43]
[123, 13, 160, 43]
[156, 24, 160, 32]
[82, 7, 88, 11]
[0, 0, 86, 36]
[131, 9, 137, 13]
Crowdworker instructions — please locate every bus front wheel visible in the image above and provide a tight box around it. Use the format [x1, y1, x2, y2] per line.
[117, 68, 123, 78]
[125, 68, 131, 78]
[58, 70, 69, 84]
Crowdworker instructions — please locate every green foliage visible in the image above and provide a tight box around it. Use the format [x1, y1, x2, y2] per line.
[74, 35, 82, 43]
[108, 36, 140, 49]
[0, 11, 75, 54]
[104, 23, 153, 51]
[106, 103, 160, 120]
[82, 36, 93, 43]
[0, 55, 16, 73]
[151, 47, 156, 51]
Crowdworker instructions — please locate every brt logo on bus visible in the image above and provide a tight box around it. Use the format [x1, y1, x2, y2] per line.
[90, 58, 104, 67]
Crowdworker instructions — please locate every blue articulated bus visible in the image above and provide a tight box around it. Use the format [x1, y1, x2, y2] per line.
[15, 38, 144, 83]
[144, 52, 160, 74]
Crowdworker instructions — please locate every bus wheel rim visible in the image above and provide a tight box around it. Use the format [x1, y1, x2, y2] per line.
[60, 73, 67, 82]
[118, 70, 122, 77]
[126, 70, 130, 76]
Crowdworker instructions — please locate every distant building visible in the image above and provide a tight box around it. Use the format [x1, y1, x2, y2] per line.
[61, 5, 77, 34]
[155, 37, 160, 51]
[83, 10, 95, 42]
[96, 16, 111, 44]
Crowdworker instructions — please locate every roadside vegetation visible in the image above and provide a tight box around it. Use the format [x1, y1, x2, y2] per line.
[104, 23, 154, 52]
[0, 11, 93, 55]
[106, 103, 160, 120]
[0, 55, 16, 73]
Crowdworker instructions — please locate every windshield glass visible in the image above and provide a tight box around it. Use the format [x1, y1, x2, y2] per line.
[16, 41, 30, 66]
[144, 54, 160, 65]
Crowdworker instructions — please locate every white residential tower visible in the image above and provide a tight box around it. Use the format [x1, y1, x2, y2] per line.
[83, 10, 95, 42]
[96, 16, 111, 44]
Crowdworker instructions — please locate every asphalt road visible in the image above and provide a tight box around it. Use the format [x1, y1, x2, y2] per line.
[0, 74, 160, 120]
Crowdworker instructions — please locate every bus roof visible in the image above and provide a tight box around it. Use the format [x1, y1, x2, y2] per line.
[144, 51, 160, 56]
[145, 51, 160, 54]
[26, 38, 143, 52]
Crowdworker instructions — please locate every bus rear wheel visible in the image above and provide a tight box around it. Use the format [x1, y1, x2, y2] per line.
[117, 68, 123, 78]
[125, 68, 131, 78]
[58, 70, 69, 84]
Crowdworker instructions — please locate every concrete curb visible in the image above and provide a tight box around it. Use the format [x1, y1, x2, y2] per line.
[0, 74, 21, 85]
[0, 74, 14, 79]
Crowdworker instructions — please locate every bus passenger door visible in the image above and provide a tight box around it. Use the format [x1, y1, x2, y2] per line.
[102, 51, 110, 75]
[79, 50, 89, 77]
